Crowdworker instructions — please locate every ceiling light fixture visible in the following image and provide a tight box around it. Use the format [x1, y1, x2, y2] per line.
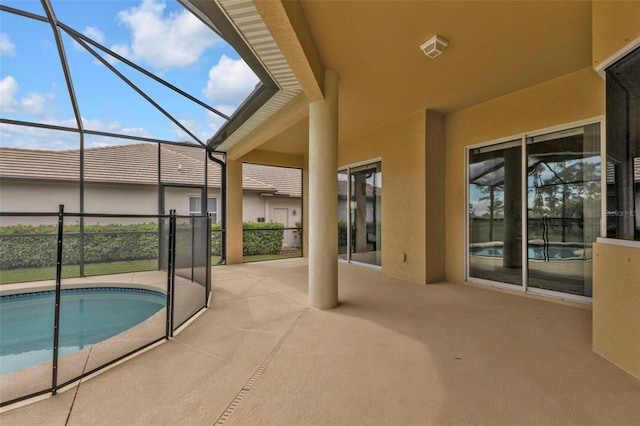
[420, 35, 448, 59]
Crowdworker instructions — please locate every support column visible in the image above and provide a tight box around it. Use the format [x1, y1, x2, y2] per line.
[226, 158, 243, 264]
[309, 70, 339, 309]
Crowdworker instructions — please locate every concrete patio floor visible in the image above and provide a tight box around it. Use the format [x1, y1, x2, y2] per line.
[1, 258, 639, 425]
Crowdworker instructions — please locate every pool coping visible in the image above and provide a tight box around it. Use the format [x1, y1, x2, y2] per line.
[0, 270, 208, 408]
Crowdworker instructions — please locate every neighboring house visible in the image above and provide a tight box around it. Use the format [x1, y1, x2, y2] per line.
[0, 144, 301, 228]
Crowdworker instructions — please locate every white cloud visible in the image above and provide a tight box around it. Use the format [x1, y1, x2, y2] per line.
[0, 115, 154, 151]
[0, 76, 19, 109]
[205, 109, 226, 136]
[203, 55, 259, 108]
[0, 122, 79, 151]
[83, 27, 106, 44]
[0, 76, 54, 115]
[109, 44, 130, 59]
[114, 0, 220, 69]
[0, 33, 15, 56]
[80, 118, 152, 139]
[120, 127, 148, 136]
[74, 26, 107, 54]
[21, 93, 49, 115]
[0, 122, 154, 150]
[80, 117, 123, 133]
[173, 118, 203, 141]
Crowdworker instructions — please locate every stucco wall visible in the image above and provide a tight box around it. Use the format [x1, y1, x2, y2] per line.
[0, 181, 80, 222]
[425, 112, 446, 283]
[340, 111, 426, 284]
[589, 3, 640, 379]
[593, 241, 640, 379]
[164, 187, 221, 216]
[444, 67, 605, 283]
[86, 184, 159, 215]
[243, 191, 266, 222]
[241, 192, 301, 224]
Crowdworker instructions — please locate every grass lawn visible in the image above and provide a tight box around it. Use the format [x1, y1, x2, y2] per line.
[1, 254, 302, 284]
[243, 253, 301, 263]
[0, 259, 159, 284]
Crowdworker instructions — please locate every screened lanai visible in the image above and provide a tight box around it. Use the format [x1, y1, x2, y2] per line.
[0, 0, 277, 213]
[0, 0, 284, 406]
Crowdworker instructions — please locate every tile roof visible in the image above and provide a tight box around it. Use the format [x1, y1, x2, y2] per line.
[0, 144, 301, 195]
[242, 163, 302, 198]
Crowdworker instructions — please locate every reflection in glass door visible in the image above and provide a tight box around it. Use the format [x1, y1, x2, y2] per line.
[338, 170, 349, 261]
[526, 124, 601, 297]
[338, 162, 382, 267]
[468, 140, 522, 286]
[468, 122, 601, 300]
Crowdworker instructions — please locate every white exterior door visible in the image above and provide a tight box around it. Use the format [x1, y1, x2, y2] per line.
[273, 208, 291, 246]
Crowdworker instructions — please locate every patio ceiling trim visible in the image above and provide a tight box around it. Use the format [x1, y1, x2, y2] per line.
[187, 0, 305, 154]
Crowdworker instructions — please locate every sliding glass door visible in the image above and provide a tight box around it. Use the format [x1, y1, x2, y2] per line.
[467, 122, 601, 300]
[526, 124, 601, 297]
[468, 140, 523, 286]
[338, 169, 349, 261]
[338, 161, 382, 267]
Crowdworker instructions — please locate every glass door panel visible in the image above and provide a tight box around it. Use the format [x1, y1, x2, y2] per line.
[468, 140, 522, 286]
[338, 170, 349, 261]
[350, 163, 382, 266]
[526, 124, 601, 297]
[338, 162, 382, 266]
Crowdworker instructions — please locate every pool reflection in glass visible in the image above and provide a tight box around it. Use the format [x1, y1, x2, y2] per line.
[468, 140, 522, 286]
[526, 124, 601, 297]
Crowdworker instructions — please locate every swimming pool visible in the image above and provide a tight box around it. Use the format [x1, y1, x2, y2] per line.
[0, 287, 165, 375]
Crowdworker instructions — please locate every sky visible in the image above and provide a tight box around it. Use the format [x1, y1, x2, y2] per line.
[0, 0, 260, 150]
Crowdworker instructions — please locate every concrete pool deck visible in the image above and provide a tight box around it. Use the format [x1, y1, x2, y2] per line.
[1, 257, 640, 425]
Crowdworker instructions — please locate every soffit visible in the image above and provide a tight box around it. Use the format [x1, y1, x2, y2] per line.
[256, 116, 309, 156]
[262, 0, 593, 148]
[188, 0, 304, 153]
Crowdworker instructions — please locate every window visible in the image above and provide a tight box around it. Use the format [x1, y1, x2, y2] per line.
[605, 46, 640, 241]
[338, 161, 382, 267]
[189, 197, 218, 222]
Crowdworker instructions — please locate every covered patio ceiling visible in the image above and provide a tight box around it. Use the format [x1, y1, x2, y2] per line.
[198, 1, 594, 158]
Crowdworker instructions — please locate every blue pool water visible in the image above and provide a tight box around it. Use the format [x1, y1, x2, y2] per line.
[471, 245, 585, 259]
[0, 287, 165, 375]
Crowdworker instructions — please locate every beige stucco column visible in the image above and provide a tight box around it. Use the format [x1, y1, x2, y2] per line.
[308, 70, 339, 309]
[226, 158, 243, 264]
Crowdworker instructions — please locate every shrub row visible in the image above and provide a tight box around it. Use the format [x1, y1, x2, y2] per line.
[242, 222, 284, 255]
[0, 221, 287, 269]
[0, 223, 159, 270]
[210, 222, 287, 256]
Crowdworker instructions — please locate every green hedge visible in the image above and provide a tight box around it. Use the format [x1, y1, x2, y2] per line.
[0, 223, 158, 270]
[1, 221, 287, 270]
[210, 222, 285, 256]
[211, 223, 222, 256]
[242, 222, 284, 255]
